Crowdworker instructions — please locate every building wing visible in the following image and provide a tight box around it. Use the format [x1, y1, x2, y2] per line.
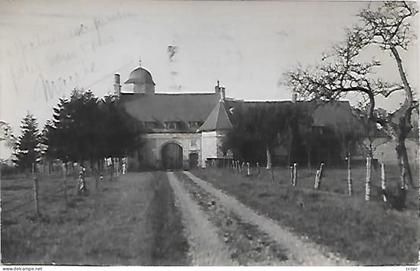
[120, 92, 220, 132]
[197, 100, 233, 132]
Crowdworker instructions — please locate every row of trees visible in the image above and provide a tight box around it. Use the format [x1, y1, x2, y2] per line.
[285, 2, 418, 188]
[222, 103, 369, 169]
[223, 104, 308, 168]
[10, 90, 142, 173]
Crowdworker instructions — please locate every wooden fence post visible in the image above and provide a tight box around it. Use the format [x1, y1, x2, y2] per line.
[380, 162, 387, 202]
[122, 160, 127, 175]
[292, 163, 297, 187]
[346, 156, 352, 196]
[365, 157, 372, 201]
[319, 162, 324, 178]
[78, 165, 88, 195]
[32, 163, 40, 217]
[314, 170, 321, 189]
[314, 163, 324, 190]
[118, 158, 121, 176]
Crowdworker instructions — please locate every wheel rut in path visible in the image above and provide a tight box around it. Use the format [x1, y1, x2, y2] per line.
[183, 171, 355, 266]
[166, 172, 234, 265]
[176, 172, 290, 265]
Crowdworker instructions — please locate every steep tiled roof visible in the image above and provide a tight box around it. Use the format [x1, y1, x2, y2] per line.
[121, 92, 358, 134]
[224, 99, 359, 129]
[120, 92, 220, 124]
[197, 100, 233, 132]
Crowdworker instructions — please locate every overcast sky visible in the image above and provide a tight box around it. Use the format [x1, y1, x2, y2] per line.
[0, 0, 418, 159]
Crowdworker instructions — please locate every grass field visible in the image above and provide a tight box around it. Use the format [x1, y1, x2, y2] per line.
[191, 166, 419, 265]
[1, 171, 188, 265]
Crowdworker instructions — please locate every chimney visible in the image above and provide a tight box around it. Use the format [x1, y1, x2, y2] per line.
[220, 87, 226, 101]
[215, 80, 225, 101]
[292, 91, 297, 103]
[215, 80, 220, 93]
[114, 73, 121, 96]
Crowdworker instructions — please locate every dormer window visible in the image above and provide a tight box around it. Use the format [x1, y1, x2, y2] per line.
[189, 121, 204, 129]
[164, 121, 179, 130]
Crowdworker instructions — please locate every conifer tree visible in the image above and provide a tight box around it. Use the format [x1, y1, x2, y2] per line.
[13, 113, 41, 171]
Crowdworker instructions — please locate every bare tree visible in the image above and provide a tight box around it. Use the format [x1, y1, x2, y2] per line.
[285, 2, 418, 192]
[0, 121, 17, 150]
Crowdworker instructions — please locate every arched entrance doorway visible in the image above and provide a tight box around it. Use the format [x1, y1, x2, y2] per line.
[161, 143, 183, 169]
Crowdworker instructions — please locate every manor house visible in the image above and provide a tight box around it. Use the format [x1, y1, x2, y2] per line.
[114, 64, 360, 170]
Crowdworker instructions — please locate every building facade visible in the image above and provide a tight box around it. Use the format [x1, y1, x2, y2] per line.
[115, 64, 382, 170]
[116, 65, 232, 170]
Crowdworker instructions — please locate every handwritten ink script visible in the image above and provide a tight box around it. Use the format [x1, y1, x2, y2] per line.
[5, 10, 135, 103]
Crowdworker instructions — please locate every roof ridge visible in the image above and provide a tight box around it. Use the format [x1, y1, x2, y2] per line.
[197, 101, 233, 132]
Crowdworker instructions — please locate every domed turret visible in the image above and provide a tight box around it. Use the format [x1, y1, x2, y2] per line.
[124, 64, 155, 94]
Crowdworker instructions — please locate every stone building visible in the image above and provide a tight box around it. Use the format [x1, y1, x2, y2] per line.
[116, 65, 232, 170]
[115, 64, 373, 170]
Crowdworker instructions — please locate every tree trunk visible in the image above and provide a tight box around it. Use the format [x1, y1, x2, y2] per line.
[380, 162, 387, 203]
[399, 157, 407, 190]
[396, 137, 413, 189]
[365, 157, 372, 201]
[390, 45, 414, 188]
[346, 156, 352, 196]
[400, 139, 414, 187]
[266, 146, 272, 170]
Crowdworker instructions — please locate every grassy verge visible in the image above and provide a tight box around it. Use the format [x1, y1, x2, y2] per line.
[150, 172, 189, 265]
[191, 167, 419, 265]
[1, 171, 189, 265]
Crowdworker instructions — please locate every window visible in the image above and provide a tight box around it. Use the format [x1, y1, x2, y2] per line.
[164, 121, 179, 130]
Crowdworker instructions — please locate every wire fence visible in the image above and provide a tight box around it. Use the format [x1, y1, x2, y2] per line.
[205, 158, 418, 211]
[1, 170, 113, 219]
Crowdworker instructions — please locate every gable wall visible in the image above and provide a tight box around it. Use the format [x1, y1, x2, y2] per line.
[200, 130, 227, 167]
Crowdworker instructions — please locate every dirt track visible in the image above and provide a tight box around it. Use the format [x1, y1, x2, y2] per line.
[167, 172, 234, 265]
[169, 171, 355, 266]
